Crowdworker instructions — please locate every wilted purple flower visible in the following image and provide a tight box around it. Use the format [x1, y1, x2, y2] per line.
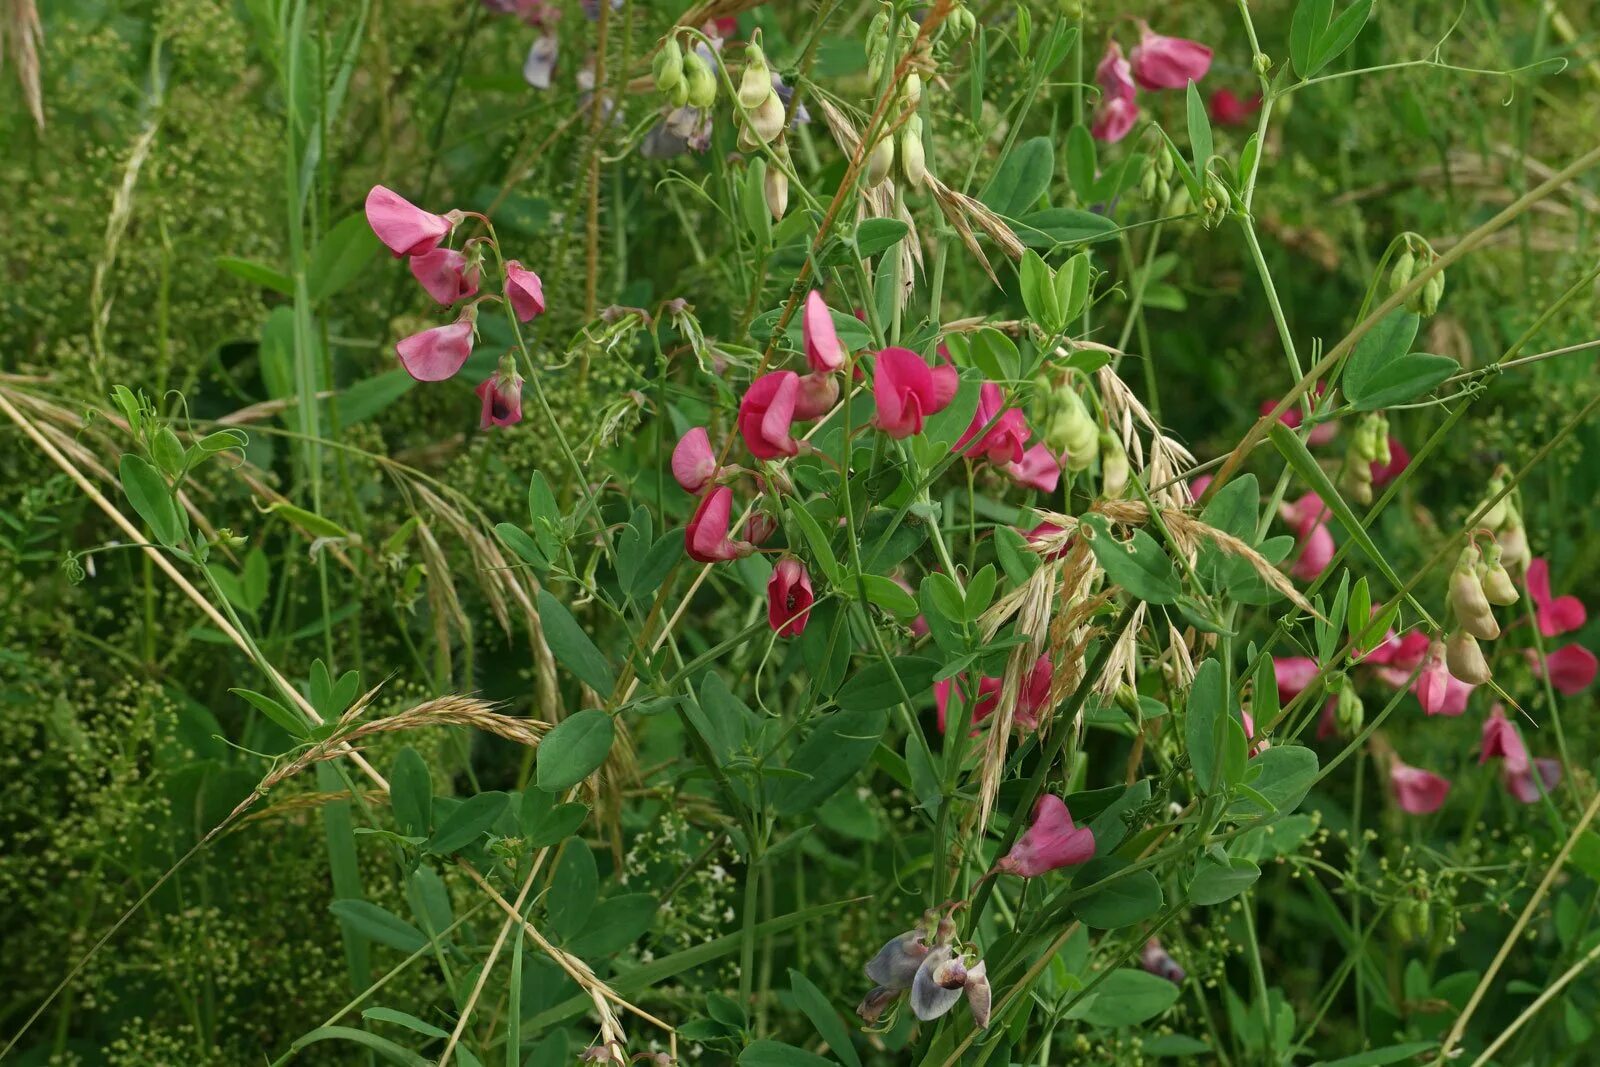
[856, 985, 898, 1025]
[864, 928, 930, 990]
[910, 946, 965, 1021]
[770, 72, 810, 127]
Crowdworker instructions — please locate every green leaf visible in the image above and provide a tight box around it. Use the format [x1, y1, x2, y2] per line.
[389, 747, 432, 838]
[981, 136, 1055, 218]
[1349, 353, 1457, 411]
[119, 454, 184, 548]
[497, 522, 550, 570]
[308, 212, 382, 304]
[547, 843, 598, 938]
[536, 590, 616, 694]
[789, 968, 862, 1067]
[339, 369, 416, 425]
[1189, 856, 1261, 905]
[855, 218, 910, 260]
[1318, 1042, 1439, 1067]
[1066, 124, 1097, 203]
[519, 788, 589, 847]
[629, 533, 683, 599]
[1013, 207, 1118, 249]
[1071, 863, 1164, 928]
[217, 255, 293, 294]
[426, 791, 510, 854]
[691, 672, 754, 764]
[857, 573, 919, 619]
[1065, 968, 1180, 1027]
[1019, 249, 1062, 332]
[290, 1026, 430, 1066]
[1308, 0, 1374, 77]
[526, 471, 563, 561]
[1081, 513, 1180, 604]
[328, 900, 428, 953]
[1186, 80, 1212, 177]
[1290, 0, 1333, 77]
[786, 501, 843, 585]
[835, 657, 940, 712]
[969, 327, 1021, 383]
[739, 1040, 835, 1067]
[1185, 659, 1228, 794]
[361, 1006, 450, 1040]
[1230, 745, 1319, 817]
[564, 894, 658, 957]
[230, 686, 308, 738]
[536, 709, 616, 792]
[1342, 309, 1418, 400]
[775, 706, 888, 816]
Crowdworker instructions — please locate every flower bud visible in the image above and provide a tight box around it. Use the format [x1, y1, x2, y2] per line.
[1099, 431, 1129, 498]
[1253, 51, 1272, 76]
[900, 116, 927, 188]
[1042, 384, 1098, 468]
[1389, 249, 1415, 296]
[903, 72, 923, 109]
[866, 136, 896, 187]
[1479, 469, 1510, 530]
[738, 44, 773, 109]
[1335, 678, 1365, 735]
[684, 50, 717, 109]
[764, 164, 789, 219]
[653, 37, 685, 96]
[1478, 543, 1518, 606]
[1421, 270, 1445, 316]
[1449, 545, 1500, 640]
[1497, 507, 1529, 570]
[1446, 628, 1491, 685]
[1201, 172, 1231, 229]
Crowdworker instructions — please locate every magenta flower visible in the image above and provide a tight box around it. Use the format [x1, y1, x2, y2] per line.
[792, 371, 840, 421]
[873, 348, 958, 439]
[1264, 395, 1339, 447]
[1096, 40, 1137, 102]
[1208, 88, 1261, 127]
[671, 427, 718, 494]
[995, 794, 1095, 877]
[1506, 758, 1562, 804]
[1390, 761, 1450, 815]
[1273, 657, 1319, 703]
[1018, 655, 1054, 730]
[1479, 705, 1528, 769]
[685, 486, 754, 564]
[365, 185, 453, 257]
[767, 558, 814, 637]
[957, 383, 1030, 466]
[396, 309, 475, 382]
[1129, 22, 1213, 91]
[1024, 521, 1073, 561]
[803, 291, 847, 374]
[1282, 493, 1334, 581]
[1527, 558, 1586, 637]
[1371, 435, 1410, 489]
[1003, 444, 1063, 493]
[1091, 95, 1138, 143]
[409, 247, 480, 305]
[1414, 641, 1473, 716]
[745, 511, 779, 545]
[474, 363, 523, 429]
[504, 260, 546, 322]
[1529, 644, 1599, 695]
[738, 370, 802, 459]
[934, 674, 1001, 736]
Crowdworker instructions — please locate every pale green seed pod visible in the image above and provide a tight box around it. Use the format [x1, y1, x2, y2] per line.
[1446, 629, 1491, 685]
[899, 116, 926, 187]
[1449, 545, 1500, 640]
[903, 72, 922, 109]
[738, 45, 773, 109]
[866, 136, 896, 187]
[746, 92, 786, 145]
[1479, 544, 1519, 606]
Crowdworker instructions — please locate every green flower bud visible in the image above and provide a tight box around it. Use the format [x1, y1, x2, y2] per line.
[900, 114, 926, 187]
[764, 164, 789, 220]
[1421, 270, 1445, 316]
[684, 50, 717, 109]
[1389, 249, 1415, 296]
[1253, 52, 1273, 76]
[866, 136, 896, 187]
[1099, 431, 1129, 498]
[1449, 543, 1500, 640]
[738, 44, 773, 109]
[1478, 543, 1519, 606]
[1335, 679, 1364, 735]
[653, 37, 685, 95]
[1445, 628, 1491, 685]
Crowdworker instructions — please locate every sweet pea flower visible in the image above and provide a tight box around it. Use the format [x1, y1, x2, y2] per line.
[409, 247, 480, 306]
[671, 427, 718, 494]
[792, 371, 840, 421]
[1024, 521, 1073, 561]
[1528, 644, 1599, 695]
[767, 558, 814, 637]
[1130, 22, 1213, 91]
[1390, 761, 1450, 815]
[474, 360, 523, 428]
[873, 347, 958, 438]
[864, 926, 931, 990]
[1091, 95, 1138, 143]
[1479, 705, 1528, 770]
[1019, 655, 1054, 730]
[1096, 40, 1137, 102]
[803, 291, 847, 374]
[1282, 492, 1335, 581]
[1264, 394, 1339, 447]
[1208, 88, 1261, 126]
[1414, 642, 1473, 716]
[1273, 657, 1320, 703]
[1004, 444, 1063, 493]
[1527, 558, 1586, 637]
[910, 947, 965, 1022]
[957, 383, 1030, 466]
[1505, 758, 1562, 804]
[1367, 630, 1431, 685]
[738, 371, 802, 459]
[365, 185, 453, 257]
[995, 794, 1095, 876]
[503, 260, 546, 322]
[934, 674, 1001, 735]
[396, 308, 475, 382]
[685, 486, 754, 563]
[1371, 435, 1410, 489]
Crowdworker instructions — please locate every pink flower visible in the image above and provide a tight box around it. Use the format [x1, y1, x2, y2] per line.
[1130, 23, 1212, 91]
[474, 366, 523, 428]
[365, 185, 453, 257]
[409, 247, 480, 305]
[1208, 88, 1260, 126]
[1531, 644, 1598, 695]
[1095, 40, 1137, 103]
[396, 310, 475, 382]
[738, 371, 802, 459]
[1189, 474, 1214, 499]
[745, 512, 779, 545]
[767, 558, 814, 637]
[1390, 761, 1450, 815]
[1004, 445, 1063, 493]
[671, 427, 718, 494]
[995, 794, 1096, 876]
[1282, 493, 1334, 581]
[957, 383, 1030, 466]
[935, 675, 1001, 735]
[504, 260, 546, 322]
[872, 347, 958, 439]
[685, 486, 754, 563]
[1264, 394, 1339, 447]
[1091, 95, 1139, 143]
[1024, 521, 1073, 561]
[1273, 657, 1319, 703]
[792, 371, 840, 421]
[1018, 655, 1053, 730]
[1370, 630, 1432, 687]
[1527, 558, 1586, 637]
[1414, 642, 1473, 716]
[1371, 436, 1410, 489]
[1479, 704, 1528, 771]
[1505, 759, 1562, 804]
[803, 291, 847, 374]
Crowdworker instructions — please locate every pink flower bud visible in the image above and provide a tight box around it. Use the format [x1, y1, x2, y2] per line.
[1390, 760, 1450, 815]
[792, 371, 841, 421]
[671, 427, 718, 494]
[396, 308, 476, 382]
[1017, 655, 1054, 731]
[474, 364, 523, 428]
[365, 184, 453, 257]
[504, 260, 546, 321]
[872, 347, 959, 439]
[1208, 88, 1261, 127]
[1479, 704, 1529, 771]
[996, 794, 1095, 877]
[934, 674, 1001, 736]
[738, 371, 802, 459]
[1091, 95, 1139, 143]
[1290, 518, 1334, 581]
[685, 486, 754, 563]
[1413, 642, 1462, 716]
[745, 511, 779, 545]
[957, 383, 1030, 466]
[767, 557, 814, 637]
[803, 290, 847, 374]
[1130, 23, 1213, 91]
[409, 247, 480, 305]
